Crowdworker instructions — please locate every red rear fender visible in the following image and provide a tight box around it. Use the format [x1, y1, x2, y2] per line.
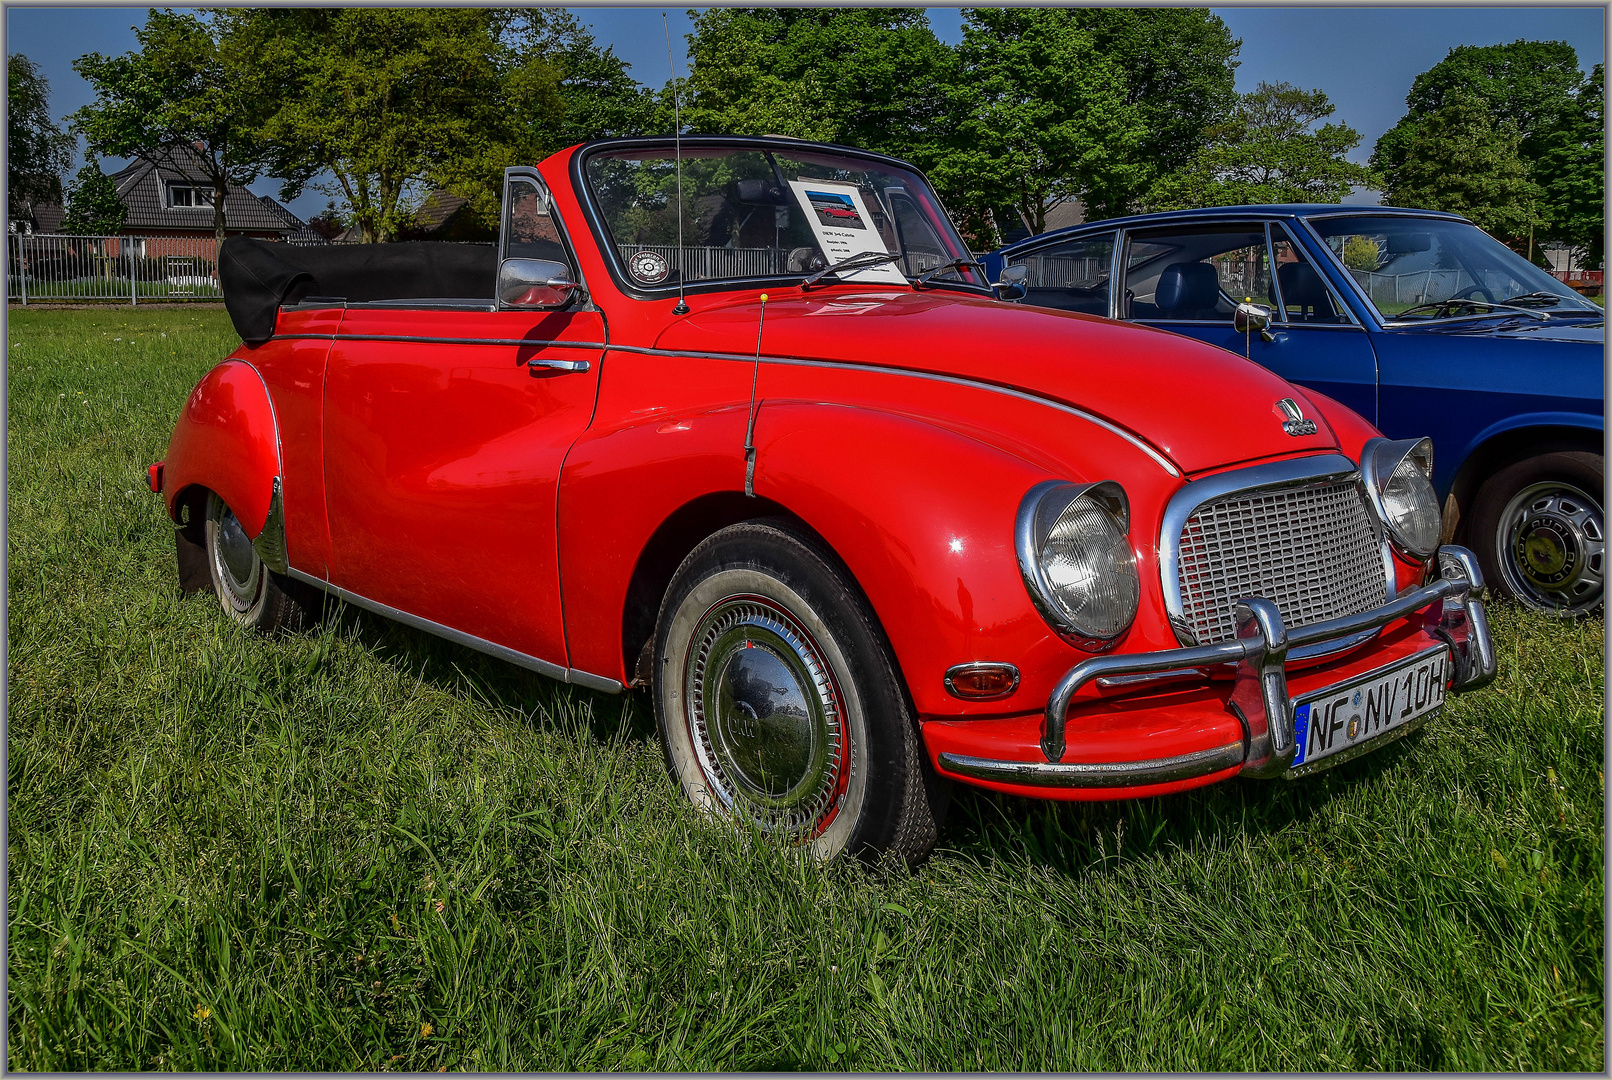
[162, 359, 283, 536]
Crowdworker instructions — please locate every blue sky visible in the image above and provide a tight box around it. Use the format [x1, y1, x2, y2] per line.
[6, 5, 1604, 219]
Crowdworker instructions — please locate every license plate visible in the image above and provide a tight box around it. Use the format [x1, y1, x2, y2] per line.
[1290, 647, 1448, 769]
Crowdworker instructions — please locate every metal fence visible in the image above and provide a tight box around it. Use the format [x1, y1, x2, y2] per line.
[8, 233, 236, 304]
[1348, 268, 1476, 309]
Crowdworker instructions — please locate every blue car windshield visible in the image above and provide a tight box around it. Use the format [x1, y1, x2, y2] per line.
[1307, 215, 1601, 321]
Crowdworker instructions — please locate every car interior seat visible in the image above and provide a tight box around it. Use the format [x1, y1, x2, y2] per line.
[1278, 261, 1341, 322]
[1154, 262, 1223, 321]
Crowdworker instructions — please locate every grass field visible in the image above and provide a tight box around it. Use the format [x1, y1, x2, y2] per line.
[7, 306, 1605, 1071]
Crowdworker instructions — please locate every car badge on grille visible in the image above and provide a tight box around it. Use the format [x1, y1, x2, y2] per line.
[1276, 398, 1318, 436]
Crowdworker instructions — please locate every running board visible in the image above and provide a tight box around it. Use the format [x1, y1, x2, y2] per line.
[285, 568, 625, 694]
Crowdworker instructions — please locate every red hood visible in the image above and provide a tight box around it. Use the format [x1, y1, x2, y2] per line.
[652, 288, 1341, 475]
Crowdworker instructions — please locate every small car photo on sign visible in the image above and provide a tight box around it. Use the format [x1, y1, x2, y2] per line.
[806, 189, 866, 229]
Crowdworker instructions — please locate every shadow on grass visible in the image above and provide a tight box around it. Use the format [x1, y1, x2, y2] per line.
[936, 727, 1429, 876]
[237, 584, 1433, 877]
[303, 590, 657, 746]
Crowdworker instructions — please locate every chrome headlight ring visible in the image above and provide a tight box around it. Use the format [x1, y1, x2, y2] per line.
[1015, 480, 1140, 652]
[1360, 436, 1440, 560]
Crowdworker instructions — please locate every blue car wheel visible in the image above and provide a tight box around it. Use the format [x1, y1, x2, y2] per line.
[1470, 451, 1605, 615]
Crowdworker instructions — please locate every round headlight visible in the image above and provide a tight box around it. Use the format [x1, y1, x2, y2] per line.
[1363, 437, 1440, 558]
[1016, 481, 1140, 648]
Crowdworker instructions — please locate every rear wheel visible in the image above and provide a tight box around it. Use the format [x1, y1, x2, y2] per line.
[1468, 451, 1604, 615]
[652, 521, 945, 865]
[204, 491, 315, 632]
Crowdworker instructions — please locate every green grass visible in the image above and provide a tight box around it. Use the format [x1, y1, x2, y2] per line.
[7, 307, 1605, 1071]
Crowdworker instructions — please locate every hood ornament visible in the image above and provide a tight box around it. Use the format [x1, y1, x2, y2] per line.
[1276, 398, 1318, 437]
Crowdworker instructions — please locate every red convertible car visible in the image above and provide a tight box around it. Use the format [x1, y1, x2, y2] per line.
[151, 136, 1495, 864]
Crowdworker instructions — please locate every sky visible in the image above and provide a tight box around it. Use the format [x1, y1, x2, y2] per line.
[6, 4, 1605, 220]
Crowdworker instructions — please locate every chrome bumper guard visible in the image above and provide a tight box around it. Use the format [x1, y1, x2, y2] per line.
[937, 545, 1496, 789]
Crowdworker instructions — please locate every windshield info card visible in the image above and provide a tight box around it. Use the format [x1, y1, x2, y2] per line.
[787, 179, 908, 285]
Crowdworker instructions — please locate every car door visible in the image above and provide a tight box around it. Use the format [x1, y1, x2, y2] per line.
[322, 168, 604, 666]
[1119, 220, 1381, 423]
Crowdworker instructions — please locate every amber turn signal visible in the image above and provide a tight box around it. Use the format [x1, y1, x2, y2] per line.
[944, 662, 1020, 701]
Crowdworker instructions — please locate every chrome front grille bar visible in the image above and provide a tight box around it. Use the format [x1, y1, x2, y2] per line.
[940, 547, 1494, 787]
[1036, 545, 1495, 769]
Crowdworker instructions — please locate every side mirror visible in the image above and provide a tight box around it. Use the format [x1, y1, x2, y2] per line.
[498, 258, 584, 309]
[994, 262, 1029, 300]
[1234, 301, 1272, 334]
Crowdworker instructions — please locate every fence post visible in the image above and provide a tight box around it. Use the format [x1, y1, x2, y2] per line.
[16, 235, 27, 306]
[130, 239, 138, 306]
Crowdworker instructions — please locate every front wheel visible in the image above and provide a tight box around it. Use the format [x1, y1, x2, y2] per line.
[204, 491, 316, 632]
[652, 521, 946, 865]
[1467, 451, 1604, 615]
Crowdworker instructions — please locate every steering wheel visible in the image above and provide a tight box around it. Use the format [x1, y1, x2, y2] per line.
[1453, 283, 1496, 303]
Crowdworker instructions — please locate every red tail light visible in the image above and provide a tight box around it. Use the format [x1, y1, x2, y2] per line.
[147, 461, 164, 493]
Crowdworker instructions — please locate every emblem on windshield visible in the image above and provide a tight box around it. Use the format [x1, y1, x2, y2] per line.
[1276, 398, 1318, 436]
[629, 250, 670, 285]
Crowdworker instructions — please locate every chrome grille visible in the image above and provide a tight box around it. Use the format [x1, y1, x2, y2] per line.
[1175, 478, 1387, 645]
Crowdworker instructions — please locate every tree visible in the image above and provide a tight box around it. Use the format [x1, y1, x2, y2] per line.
[8, 54, 75, 222]
[681, 8, 955, 161]
[1534, 64, 1603, 268]
[1380, 92, 1544, 241]
[511, 9, 656, 151]
[227, 8, 565, 243]
[72, 10, 269, 240]
[1373, 39, 1587, 181]
[1144, 81, 1375, 209]
[930, 9, 1146, 243]
[1066, 8, 1241, 216]
[59, 156, 127, 235]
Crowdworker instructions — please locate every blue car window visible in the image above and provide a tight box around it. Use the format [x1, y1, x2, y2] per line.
[1271, 223, 1354, 325]
[1009, 232, 1115, 315]
[1123, 225, 1272, 323]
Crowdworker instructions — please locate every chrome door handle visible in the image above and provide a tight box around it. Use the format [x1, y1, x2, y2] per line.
[527, 357, 591, 375]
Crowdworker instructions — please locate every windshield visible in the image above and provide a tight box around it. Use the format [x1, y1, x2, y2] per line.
[1307, 214, 1600, 321]
[583, 144, 984, 291]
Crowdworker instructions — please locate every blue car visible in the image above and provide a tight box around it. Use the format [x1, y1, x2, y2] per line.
[982, 205, 1605, 615]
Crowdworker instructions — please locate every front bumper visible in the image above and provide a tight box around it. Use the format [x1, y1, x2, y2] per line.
[936, 545, 1496, 788]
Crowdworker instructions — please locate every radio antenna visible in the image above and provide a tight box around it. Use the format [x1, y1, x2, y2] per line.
[664, 13, 689, 315]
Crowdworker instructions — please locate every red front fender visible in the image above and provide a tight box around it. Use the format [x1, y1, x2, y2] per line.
[162, 359, 282, 536]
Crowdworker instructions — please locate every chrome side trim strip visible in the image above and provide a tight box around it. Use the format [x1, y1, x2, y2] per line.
[269, 334, 607, 350]
[605, 344, 1182, 477]
[284, 568, 625, 694]
[261, 334, 1180, 476]
[938, 739, 1245, 788]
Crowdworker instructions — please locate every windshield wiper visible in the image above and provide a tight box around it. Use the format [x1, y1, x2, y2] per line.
[1501, 290, 1573, 308]
[913, 257, 984, 289]
[1390, 297, 1551, 322]
[801, 250, 902, 289]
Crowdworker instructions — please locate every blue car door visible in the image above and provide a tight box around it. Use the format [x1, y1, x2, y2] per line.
[1117, 220, 1382, 424]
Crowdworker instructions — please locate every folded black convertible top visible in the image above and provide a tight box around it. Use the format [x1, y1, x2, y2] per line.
[219, 236, 497, 346]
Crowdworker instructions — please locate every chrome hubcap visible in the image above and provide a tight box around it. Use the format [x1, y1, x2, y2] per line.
[1497, 482, 1604, 613]
[684, 596, 848, 835]
[209, 496, 262, 611]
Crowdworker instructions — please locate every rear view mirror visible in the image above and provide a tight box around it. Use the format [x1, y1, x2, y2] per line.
[1386, 232, 1432, 254]
[1234, 301, 1272, 334]
[995, 263, 1029, 300]
[735, 179, 789, 205]
[498, 258, 584, 310]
